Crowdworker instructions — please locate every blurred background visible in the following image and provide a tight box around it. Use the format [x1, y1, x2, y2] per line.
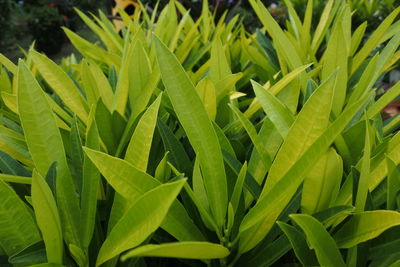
[0, 0, 398, 63]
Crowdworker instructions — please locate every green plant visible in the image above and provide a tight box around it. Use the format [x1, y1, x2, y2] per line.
[0, 0, 399, 266]
[348, 0, 398, 29]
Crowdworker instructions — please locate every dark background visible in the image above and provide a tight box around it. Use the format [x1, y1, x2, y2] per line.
[0, 0, 398, 62]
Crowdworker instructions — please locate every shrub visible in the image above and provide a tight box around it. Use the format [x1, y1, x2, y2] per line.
[0, 0, 399, 266]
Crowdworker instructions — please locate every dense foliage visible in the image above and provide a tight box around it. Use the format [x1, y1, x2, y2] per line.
[0, 0, 400, 266]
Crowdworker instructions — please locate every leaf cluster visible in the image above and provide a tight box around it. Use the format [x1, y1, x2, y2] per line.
[0, 0, 400, 266]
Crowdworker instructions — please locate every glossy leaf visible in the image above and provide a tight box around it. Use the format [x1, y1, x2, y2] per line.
[290, 214, 345, 267]
[334, 211, 400, 248]
[31, 170, 63, 264]
[252, 80, 294, 137]
[125, 94, 162, 172]
[121, 242, 229, 261]
[17, 61, 81, 249]
[96, 179, 186, 266]
[0, 180, 41, 256]
[262, 72, 336, 196]
[154, 34, 227, 228]
[84, 148, 205, 242]
[31, 51, 89, 123]
[301, 148, 343, 214]
[277, 221, 317, 266]
[239, 93, 369, 253]
[80, 109, 101, 249]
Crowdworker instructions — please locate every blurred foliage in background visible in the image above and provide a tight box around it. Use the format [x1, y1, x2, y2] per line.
[0, 0, 399, 59]
[0, 0, 13, 43]
[0, 0, 109, 57]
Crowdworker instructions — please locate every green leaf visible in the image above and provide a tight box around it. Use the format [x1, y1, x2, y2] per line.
[355, 119, 371, 212]
[321, 22, 348, 116]
[84, 148, 155, 201]
[0, 130, 33, 167]
[128, 39, 154, 118]
[290, 214, 345, 267]
[69, 116, 84, 195]
[350, 22, 367, 56]
[125, 94, 162, 172]
[249, 0, 302, 69]
[121, 242, 229, 261]
[261, 72, 336, 197]
[334, 211, 400, 248]
[386, 157, 400, 210]
[246, 118, 282, 188]
[69, 244, 86, 267]
[301, 148, 343, 214]
[209, 37, 231, 84]
[282, 0, 303, 43]
[311, 0, 336, 53]
[313, 206, 355, 224]
[238, 92, 370, 253]
[230, 162, 247, 214]
[348, 54, 378, 106]
[96, 179, 186, 266]
[157, 119, 192, 176]
[111, 40, 131, 116]
[80, 59, 100, 109]
[80, 109, 101, 249]
[215, 73, 243, 103]
[0, 150, 30, 176]
[17, 62, 68, 179]
[192, 158, 210, 214]
[222, 150, 262, 200]
[389, 260, 400, 267]
[252, 80, 294, 138]
[85, 61, 115, 111]
[196, 78, 217, 120]
[0, 173, 31, 184]
[8, 241, 46, 266]
[0, 66, 12, 93]
[30, 264, 64, 267]
[31, 51, 89, 123]
[277, 221, 317, 266]
[269, 64, 311, 96]
[44, 162, 57, 197]
[95, 99, 117, 154]
[0, 180, 41, 256]
[154, 34, 227, 228]
[74, 8, 122, 54]
[236, 234, 290, 267]
[230, 104, 272, 169]
[31, 170, 63, 264]
[155, 152, 171, 183]
[213, 122, 236, 156]
[351, 7, 400, 74]
[17, 61, 81, 249]
[63, 27, 120, 69]
[84, 148, 205, 242]
[0, 53, 17, 74]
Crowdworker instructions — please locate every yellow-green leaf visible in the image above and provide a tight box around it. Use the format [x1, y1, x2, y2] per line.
[96, 179, 186, 266]
[121, 242, 230, 261]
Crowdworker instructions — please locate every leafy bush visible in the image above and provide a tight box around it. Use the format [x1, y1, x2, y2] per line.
[0, 0, 400, 266]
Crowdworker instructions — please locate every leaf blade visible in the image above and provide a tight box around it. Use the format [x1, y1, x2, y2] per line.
[154, 34, 227, 228]
[96, 179, 186, 266]
[121, 242, 229, 261]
